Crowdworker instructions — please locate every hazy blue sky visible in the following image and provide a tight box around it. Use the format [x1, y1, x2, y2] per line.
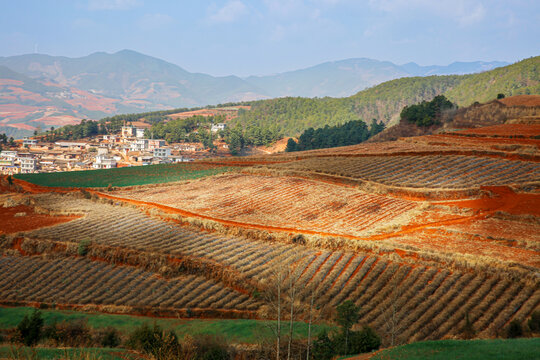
[1, 0, 538, 76]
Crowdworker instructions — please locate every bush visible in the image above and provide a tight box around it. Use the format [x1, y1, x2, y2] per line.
[349, 326, 381, 354]
[528, 311, 540, 333]
[17, 309, 43, 346]
[95, 326, 121, 348]
[192, 335, 231, 360]
[507, 320, 523, 338]
[127, 323, 179, 360]
[78, 239, 91, 256]
[54, 319, 91, 347]
[461, 312, 476, 339]
[312, 331, 336, 360]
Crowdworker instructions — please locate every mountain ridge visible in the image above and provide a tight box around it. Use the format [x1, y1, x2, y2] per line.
[0, 50, 520, 137]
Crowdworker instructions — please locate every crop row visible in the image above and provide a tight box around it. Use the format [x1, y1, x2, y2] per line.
[268, 155, 540, 189]
[23, 195, 539, 342]
[112, 174, 417, 236]
[0, 255, 258, 311]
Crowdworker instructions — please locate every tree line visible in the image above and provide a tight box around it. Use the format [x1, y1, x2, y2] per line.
[286, 119, 385, 152]
[399, 95, 455, 127]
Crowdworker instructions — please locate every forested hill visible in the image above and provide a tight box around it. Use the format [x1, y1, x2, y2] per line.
[49, 56, 539, 142]
[229, 56, 539, 136]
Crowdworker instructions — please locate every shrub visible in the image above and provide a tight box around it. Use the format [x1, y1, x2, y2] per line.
[54, 319, 91, 347]
[352, 326, 381, 353]
[192, 335, 231, 360]
[507, 320, 523, 338]
[17, 309, 43, 346]
[95, 326, 121, 348]
[78, 239, 91, 256]
[312, 331, 335, 360]
[461, 312, 476, 339]
[127, 323, 179, 360]
[528, 311, 540, 333]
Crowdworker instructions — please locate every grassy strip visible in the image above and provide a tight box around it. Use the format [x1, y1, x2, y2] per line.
[14, 163, 239, 188]
[0, 346, 140, 360]
[0, 307, 335, 344]
[368, 338, 540, 360]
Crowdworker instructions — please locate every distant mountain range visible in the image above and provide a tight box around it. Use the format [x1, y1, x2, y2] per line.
[0, 49, 510, 137]
[245, 58, 508, 98]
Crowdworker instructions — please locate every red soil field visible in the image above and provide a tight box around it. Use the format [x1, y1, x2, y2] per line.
[0, 79, 23, 86]
[458, 124, 540, 137]
[498, 95, 540, 107]
[111, 173, 419, 237]
[6, 123, 36, 131]
[0, 204, 80, 234]
[390, 228, 540, 268]
[32, 115, 81, 126]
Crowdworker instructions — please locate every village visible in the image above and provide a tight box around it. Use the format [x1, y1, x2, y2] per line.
[0, 122, 230, 175]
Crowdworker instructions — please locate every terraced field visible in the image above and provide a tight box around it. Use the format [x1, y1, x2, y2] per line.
[1, 193, 536, 344]
[0, 256, 258, 314]
[111, 174, 418, 237]
[265, 155, 540, 189]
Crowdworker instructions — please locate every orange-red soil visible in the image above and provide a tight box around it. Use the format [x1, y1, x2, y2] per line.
[458, 124, 540, 137]
[498, 95, 540, 107]
[0, 204, 80, 234]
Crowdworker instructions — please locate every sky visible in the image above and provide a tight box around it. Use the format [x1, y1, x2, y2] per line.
[1, 0, 539, 77]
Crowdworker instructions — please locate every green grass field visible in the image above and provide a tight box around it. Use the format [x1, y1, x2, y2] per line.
[0, 307, 335, 344]
[0, 346, 141, 360]
[14, 163, 238, 188]
[369, 338, 540, 360]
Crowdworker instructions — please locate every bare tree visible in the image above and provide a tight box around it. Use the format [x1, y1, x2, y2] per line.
[286, 265, 302, 360]
[306, 282, 318, 360]
[260, 262, 286, 360]
[383, 276, 405, 347]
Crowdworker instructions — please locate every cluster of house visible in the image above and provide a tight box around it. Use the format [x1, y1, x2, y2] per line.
[0, 123, 229, 175]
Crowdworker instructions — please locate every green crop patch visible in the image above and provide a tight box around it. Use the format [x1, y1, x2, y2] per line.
[369, 338, 540, 360]
[0, 307, 335, 344]
[15, 163, 239, 188]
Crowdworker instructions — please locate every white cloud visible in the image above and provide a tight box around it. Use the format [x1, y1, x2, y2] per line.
[88, 0, 141, 11]
[139, 13, 173, 30]
[207, 1, 248, 24]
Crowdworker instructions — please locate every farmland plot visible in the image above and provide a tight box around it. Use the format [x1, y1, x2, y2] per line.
[7, 193, 538, 344]
[111, 174, 418, 237]
[266, 155, 540, 189]
[0, 255, 258, 313]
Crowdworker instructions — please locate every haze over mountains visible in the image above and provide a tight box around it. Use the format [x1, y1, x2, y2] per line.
[0, 49, 508, 137]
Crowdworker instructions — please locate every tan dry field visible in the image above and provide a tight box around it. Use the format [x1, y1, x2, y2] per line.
[1, 120, 539, 346]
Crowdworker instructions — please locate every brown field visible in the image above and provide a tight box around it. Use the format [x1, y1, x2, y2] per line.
[2, 120, 539, 347]
[457, 123, 540, 137]
[112, 173, 418, 238]
[498, 94, 540, 107]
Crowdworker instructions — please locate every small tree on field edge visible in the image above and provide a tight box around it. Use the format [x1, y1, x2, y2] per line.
[17, 309, 44, 346]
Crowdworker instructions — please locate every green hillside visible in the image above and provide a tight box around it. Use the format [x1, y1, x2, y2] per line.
[48, 56, 539, 140]
[445, 56, 540, 105]
[230, 56, 539, 136]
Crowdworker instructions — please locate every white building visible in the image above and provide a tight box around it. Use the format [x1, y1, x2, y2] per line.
[93, 154, 117, 169]
[130, 139, 149, 152]
[148, 139, 166, 150]
[153, 147, 171, 158]
[55, 141, 88, 150]
[23, 137, 38, 147]
[121, 125, 135, 138]
[136, 128, 146, 138]
[211, 123, 227, 132]
[0, 150, 17, 159]
[20, 157, 37, 173]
